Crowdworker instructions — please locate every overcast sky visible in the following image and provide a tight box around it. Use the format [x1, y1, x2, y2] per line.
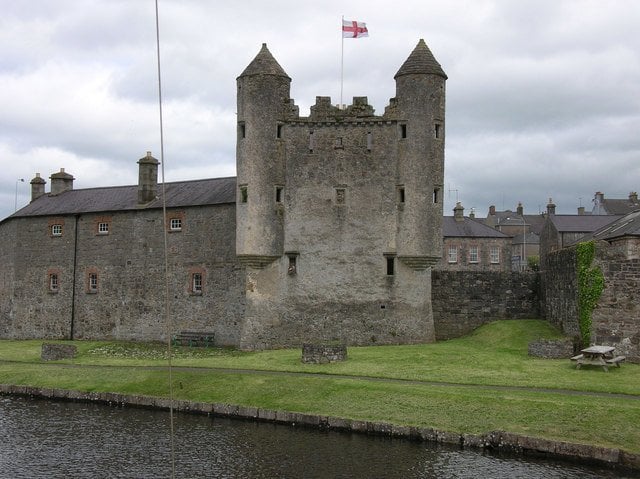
[2, 0, 639, 221]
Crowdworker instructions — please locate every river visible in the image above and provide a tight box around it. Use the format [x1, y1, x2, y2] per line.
[0, 396, 636, 478]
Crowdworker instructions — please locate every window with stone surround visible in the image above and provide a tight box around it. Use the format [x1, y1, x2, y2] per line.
[167, 211, 185, 232]
[170, 218, 182, 231]
[48, 269, 60, 293]
[48, 218, 65, 237]
[189, 268, 205, 295]
[86, 270, 99, 293]
[94, 216, 112, 235]
[448, 245, 458, 263]
[239, 185, 248, 203]
[469, 246, 479, 263]
[490, 246, 500, 264]
[51, 224, 63, 236]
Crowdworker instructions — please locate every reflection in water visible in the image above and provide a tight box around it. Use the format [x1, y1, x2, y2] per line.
[0, 396, 636, 478]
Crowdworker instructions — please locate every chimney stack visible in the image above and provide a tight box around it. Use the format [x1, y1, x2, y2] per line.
[516, 202, 523, 216]
[138, 151, 159, 204]
[453, 202, 464, 222]
[630, 191, 638, 204]
[30, 173, 46, 202]
[546, 197, 556, 216]
[489, 205, 496, 216]
[50, 168, 74, 195]
[577, 206, 585, 215]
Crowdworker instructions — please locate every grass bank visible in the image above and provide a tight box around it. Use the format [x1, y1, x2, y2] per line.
[1, 320, 639, 454]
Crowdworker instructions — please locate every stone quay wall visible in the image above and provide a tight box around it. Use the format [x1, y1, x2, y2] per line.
[431, 271, 540, 340]
[1, 384, 637, 472]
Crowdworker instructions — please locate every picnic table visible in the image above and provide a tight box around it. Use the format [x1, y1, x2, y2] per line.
[571, 345, 625, 372]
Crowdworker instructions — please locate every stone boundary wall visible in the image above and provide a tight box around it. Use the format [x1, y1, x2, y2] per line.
[2, 385, 637, 471]
[431, 271, 540, 340]
[302, 343, 347, 363]
[528, 339, 576, 359]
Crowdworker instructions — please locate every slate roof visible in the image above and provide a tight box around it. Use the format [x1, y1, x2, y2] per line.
[584, 210, 640, 241]
[238, 43, 290, 79]
[7, 177, 236, 221]
[394, 39, 447, 80]
[443, 217, 510, 238]
[548, 214, 621, 233]
[596, 198, 640, 215]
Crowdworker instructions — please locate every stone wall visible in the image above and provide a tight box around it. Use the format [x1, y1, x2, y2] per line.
[527, 338, 575, 358]
[542, 241, 640, 363]
[592, 243, 640, 362]
[4, 205, 246, 346]
[431, 271, 539, 340]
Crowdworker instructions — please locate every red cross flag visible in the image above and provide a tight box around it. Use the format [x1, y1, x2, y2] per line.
[342, 19, 368, 38]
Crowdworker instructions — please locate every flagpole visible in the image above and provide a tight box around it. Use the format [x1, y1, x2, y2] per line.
[340, 15, 344, 109]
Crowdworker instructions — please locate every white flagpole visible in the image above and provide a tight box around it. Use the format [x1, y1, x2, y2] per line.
[340, 15, 344, 109]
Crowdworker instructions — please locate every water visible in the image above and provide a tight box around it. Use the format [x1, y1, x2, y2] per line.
[0, 395, 636, 478]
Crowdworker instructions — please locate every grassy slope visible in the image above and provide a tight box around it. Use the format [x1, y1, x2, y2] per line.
[1, 320, 639, 453]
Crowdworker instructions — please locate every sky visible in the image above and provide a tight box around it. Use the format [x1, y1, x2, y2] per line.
[2, 0, 639, 221]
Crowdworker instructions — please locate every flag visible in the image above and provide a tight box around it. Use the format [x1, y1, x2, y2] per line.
[342, 19, 368, 38]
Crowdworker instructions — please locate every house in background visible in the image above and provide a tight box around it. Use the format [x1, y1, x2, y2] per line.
[437, 202, 512, 272]
[591, 191, 639, 215]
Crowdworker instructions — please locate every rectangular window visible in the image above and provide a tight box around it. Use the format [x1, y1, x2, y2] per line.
[275, 186, 283, 203]
[469, 246, 479, 263]
[434, 123, 442, 139]
[335, 188, 346, 205]
[309, 130, 314, 153]
[386, 256, 395, 276]
[490, 246, 500, 264]
[239, 122, 245, 139]
[397, 186, 405, 204]
[334, 137, 343, 149]
[192, 273, 203, 294]
[170, 218, 182, 231]
[366, 132, 372, 151]
[277, 124, 283, 139]
[240, 186, 248, 203]
[49, 273, 59, 292]
[88, 273, 98, 292]
[51, 224, 63, 236]
[98, 222, 109, 234]
[400, 124, 407, 138]
[287, 255, 297, 275]
[448, 246, 458, 263]
[433, 188, 440, 204]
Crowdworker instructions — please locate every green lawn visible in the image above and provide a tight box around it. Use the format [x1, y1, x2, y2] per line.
[1, 320, 639, 453]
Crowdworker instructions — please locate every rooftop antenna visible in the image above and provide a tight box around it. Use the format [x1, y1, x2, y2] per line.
[448, 186, 459, 202]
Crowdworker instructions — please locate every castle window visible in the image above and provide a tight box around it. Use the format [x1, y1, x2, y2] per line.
[386, 256, 395, 276]
[240, 185, 248, 203]
[400, 124, 407, 139]
[397, 186, 405, 204]
[49, 273, 59, 293]
[366, 132, 372, 151]
[433, 188, 440, 204]
[335, 188, 346, 205]
[170, 218, 182, 231]
[334, 137, 343, 149]
[277, 124, 283, 139]
[448, 246, 458, 263]
[87, 272, 98, 293]
[51, 224, 63, 236]
[490, 246, 500, 264]
[275, 186, 284, 204]
[309, 131, 314, 153]
[239, 122, 245, 139]
[469, 246, 479, 264]
[287, 254, 297, 275]
[434, 123, 442, 139]
[192, 273, 203, 294]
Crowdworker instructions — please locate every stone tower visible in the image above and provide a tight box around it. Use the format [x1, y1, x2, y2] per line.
[236, 40, 446, 349]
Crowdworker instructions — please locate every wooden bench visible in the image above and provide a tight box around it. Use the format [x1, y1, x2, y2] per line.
[172, 331, 215, 348]
[605, 356, 626, 367]
[570, 354, 584, 361]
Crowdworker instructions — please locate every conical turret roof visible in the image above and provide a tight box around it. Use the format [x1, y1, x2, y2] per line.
[394, 39, 447, 79]
[238, 43, 290, 79]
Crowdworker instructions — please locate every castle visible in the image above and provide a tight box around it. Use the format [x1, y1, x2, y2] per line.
[0, 40, 449, 349]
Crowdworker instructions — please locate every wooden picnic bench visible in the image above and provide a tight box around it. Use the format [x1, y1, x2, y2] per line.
[172, 331, 215, 348]
[571, 345, 623, 372]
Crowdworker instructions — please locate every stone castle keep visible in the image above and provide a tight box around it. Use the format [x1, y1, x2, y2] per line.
[0, 40, 450, 349]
